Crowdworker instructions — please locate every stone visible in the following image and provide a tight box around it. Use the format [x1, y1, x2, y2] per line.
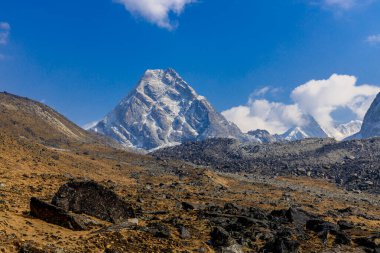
[179, 226, 191, 239]
[29, 197, 87, 231]
[146, 222, 171, 238]
[52, 181, 137, 223]
[337, 220, 354, 230]
[211, 226, 235, 247]
[18, 241, 45, 253]
[354, 236, 380, 249]
[222, 244, 243, 253]
[306, 219, 337, 233]
[334, 231, 351, 245]
[270, 207, 313, 226]
[263, 236, 300, 253]
[181, 202, 197, 211]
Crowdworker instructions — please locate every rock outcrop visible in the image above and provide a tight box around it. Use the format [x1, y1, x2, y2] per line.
[30, 197, 87, 231]
[52, 181, 137, 223]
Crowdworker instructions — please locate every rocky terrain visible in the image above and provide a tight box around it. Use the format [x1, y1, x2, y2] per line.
[154, 137, 380, 194]
[0, 92, 379, 253]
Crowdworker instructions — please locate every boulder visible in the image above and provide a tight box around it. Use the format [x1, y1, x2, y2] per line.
[263, 236, 300, 253]
[145, 222, 171, 238]
[354, 236, 380, 250]
[181, 202, 197, 211]
[211, 226, 235, 247]
[18, 241, 45, 253]
[179, 226, 191, 239]
[305, 219, 337, 233]
[30, 197, 87, 231]
[52, 181, 136, 223]
[337, 220, 354, 230]
[270, 208, 313, 226]
[334, 231, 351, 245]
[222, 244, 244, 253]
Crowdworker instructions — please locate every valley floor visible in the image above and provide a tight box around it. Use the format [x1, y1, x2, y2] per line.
[0, 134, 380, 252]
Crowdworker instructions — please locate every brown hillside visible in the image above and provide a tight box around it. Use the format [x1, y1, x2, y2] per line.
[0, 92, 119, 148]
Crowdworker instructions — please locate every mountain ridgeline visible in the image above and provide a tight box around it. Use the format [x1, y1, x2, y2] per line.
[348, 93, 380, 140]
[0, 92, 119, 148]
[91, 69, 245, 150]
[90, 68, 338, 150]
[87, 68, 380, 150]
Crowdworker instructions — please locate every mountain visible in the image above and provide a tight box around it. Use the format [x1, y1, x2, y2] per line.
[335, 120, 362, 140]
[91, 68, 243, 150]
[276, 115, 328, 141]
[247, 129, 276, 143]
[276, 127, 311, 141]
[347, 93, 380, 140]
[0, 92, 121, 149]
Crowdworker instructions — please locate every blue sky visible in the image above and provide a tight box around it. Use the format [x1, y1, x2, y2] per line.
[0, 0, 380, 136]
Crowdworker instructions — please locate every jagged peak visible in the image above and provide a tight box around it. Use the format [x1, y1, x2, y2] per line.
[141, 68, 180, 82]
[92, 68, 243, 150]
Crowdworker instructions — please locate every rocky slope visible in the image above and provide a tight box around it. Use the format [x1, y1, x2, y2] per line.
[0, 92, 119, 149]
[153, 137, 380, 194]
[91, 68, 245, 150]
[349, 93, 380, 140]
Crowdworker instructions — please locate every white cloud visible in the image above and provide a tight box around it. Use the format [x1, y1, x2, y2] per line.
[291, 74, 380, 137]
[252, 86, 281, 97]
[222, 74, 380, 138]
[253, 87, 270, 97]
[366, 34, 380, 45]
[0, 22, 10, 45]
[222, 100, 305, 134]
[114, 0, 195, 30]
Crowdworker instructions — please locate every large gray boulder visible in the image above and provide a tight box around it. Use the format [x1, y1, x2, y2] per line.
[52, 181, 137, 223]
[30, 197, 87, 231]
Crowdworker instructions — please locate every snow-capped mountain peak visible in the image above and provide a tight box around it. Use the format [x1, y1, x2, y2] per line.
[91, 68, 243, 150]
[276, 115, 328, 141]
[334, 120, 362, 140]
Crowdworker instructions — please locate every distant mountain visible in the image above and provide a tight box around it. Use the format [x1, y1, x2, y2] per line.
[276, 115, 328, 141]
[247, 129, 276, 143]
[335, 120, 362, 140]
[91, 68, 244, 150]
[347, 93, 380, 140]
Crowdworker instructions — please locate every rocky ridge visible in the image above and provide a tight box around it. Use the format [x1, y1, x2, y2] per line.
[349, 93, 380, 140]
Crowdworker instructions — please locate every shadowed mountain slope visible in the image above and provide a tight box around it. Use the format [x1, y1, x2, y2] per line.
[0, 92, 119, 148]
